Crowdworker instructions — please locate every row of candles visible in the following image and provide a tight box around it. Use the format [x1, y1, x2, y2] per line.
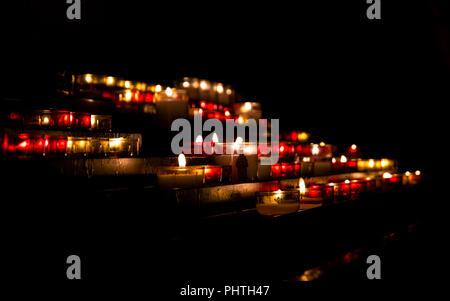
[74, 74, 237, 106]
[76, 73, 190, 104]
[6, 110, 112, 131]
[256, 171, 422, 216]
[155, 152, 404, 190]
[1, 132, 141, 157]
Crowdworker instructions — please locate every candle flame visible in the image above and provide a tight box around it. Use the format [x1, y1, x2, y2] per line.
[299, 178, 306, 194]
[178, 153, 186, 168]
[383, 172, 392, 179]
[311, 144, 319, 156]
[275, 189, 283, 199]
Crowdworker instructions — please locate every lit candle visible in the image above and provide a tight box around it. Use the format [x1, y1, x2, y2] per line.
[349, 179, 365, 200]
[157, 154, 205, 189]
[335, 179, 352, 202]
[256, 189, 300, 216]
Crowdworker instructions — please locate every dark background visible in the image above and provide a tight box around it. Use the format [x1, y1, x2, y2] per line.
[1, 0, 448, 291]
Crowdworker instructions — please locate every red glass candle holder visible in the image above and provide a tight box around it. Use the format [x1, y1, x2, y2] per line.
[45, 136, 68, 154]
[73, 112, 91, 129]
[363, 178, 377, 191]
[204, 165, 222, 185]
[335, 180, 352, 201]
[294, 163, 301, 177]
[350, 180, 365, 199]
[31, 135, 46, 154]
[53, 111, 73, 128]
[271, 163, 281, 178]
[281, 163, 294, 177]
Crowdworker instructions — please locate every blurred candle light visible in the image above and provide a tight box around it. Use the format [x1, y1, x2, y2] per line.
[84, 74, 93, 83]
[216, 83, 224, 94]
[157, 153, 205, 189]
[312, 144, 319, 156]
[256, 189, 300, 216]
[200, 80, 208, 90]
[106, 76, 115, 86]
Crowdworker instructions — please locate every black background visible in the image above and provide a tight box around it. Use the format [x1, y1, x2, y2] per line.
[1, 0, 449, 292]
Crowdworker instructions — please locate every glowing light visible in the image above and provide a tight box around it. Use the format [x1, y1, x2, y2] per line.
[235, 137, 243, 144]
[415, 170, 421, 176]
[216, 84, 224, 94]
[312, 144, 319, 156]
[328, 182, 335, 186]
[368, 159, 375, 168]
[320, 142, 325, 147]
[298, 132, 309, 142]
[106, 76, 115, 86]
[226, 88, 232, 95]
[124, 81, 131, 88]
[178, 153, 186, 168]
[340, 155, 347, 163]
[332, 158, 337, 164]
[299, 178, 306, 195]
[242, 102, 252, 112]
[195, 135, 203, 143]
[42, 117, 50, 125]
[238, 116, 244, 124]
[405, 171, 411, 176]
[124, 90, 132, 102]
[383, 172, 393, 179]
[200, 80, 208, 90]
[183, 81, 190, 88]
[350, 144, 357, 152]
[381, 159, 388, 168]
[109, 138, 124, 148]
[155, 85, 162, 93]
[165, 87, 173, 97]
[303, 157, 311, 162]
[224, 110, 230, 117]
[84, 74, 93, 83]
[344, 180, 350, 184]
[366, 177, 372, 181]
[275, 189, 283, 200]
[91, 116, 95, 127]
[212, 133, 219, 143]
